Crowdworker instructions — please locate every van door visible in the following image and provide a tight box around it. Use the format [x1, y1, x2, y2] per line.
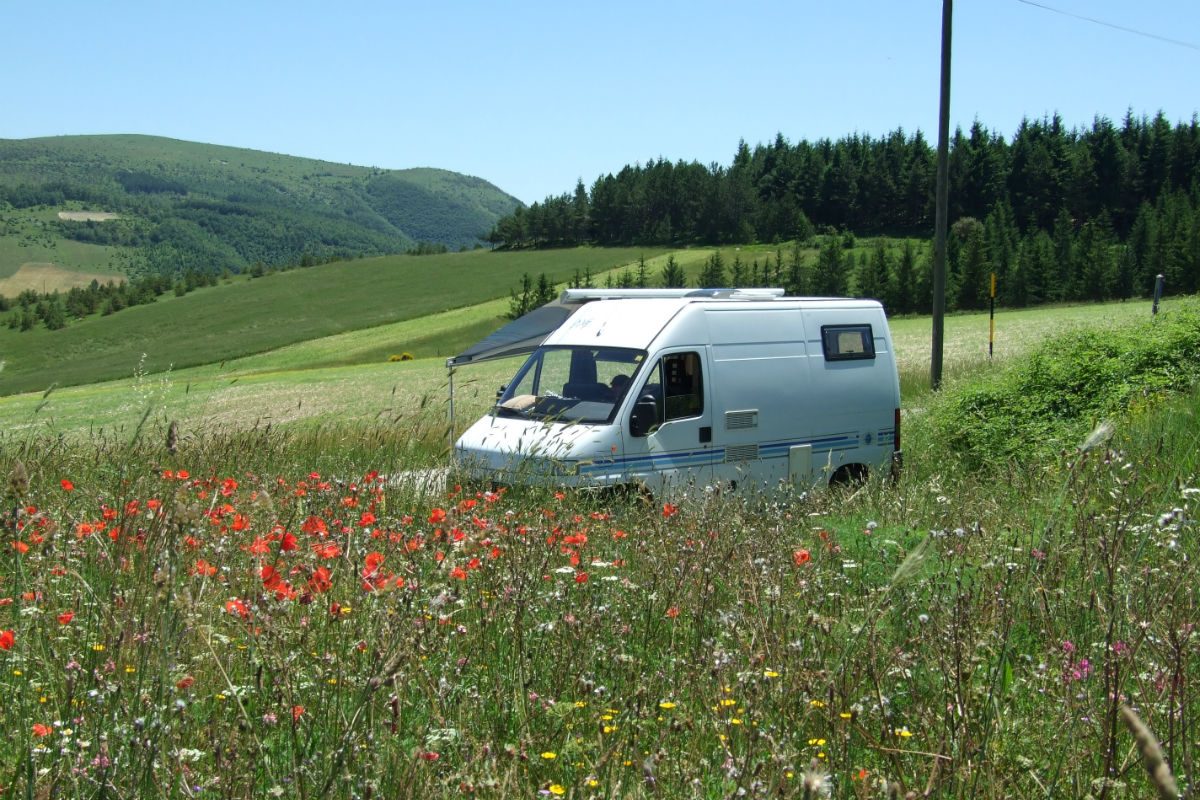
[621, 349, 713, 493]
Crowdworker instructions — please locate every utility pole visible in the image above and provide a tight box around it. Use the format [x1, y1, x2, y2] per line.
[931, 0, 953, 390]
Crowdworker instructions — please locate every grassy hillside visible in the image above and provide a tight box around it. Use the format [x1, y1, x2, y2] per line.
[0, 247, 666, 396]
[0, 293, 1168, 443]
[0, 135, 523, 282]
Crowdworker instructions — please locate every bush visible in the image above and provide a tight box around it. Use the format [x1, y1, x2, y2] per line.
[924, 303, 1200, 469]
[388, 352, 414, 362]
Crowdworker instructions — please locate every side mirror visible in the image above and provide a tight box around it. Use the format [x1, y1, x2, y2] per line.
[495, 384, 507, 401]
[629, 395, 659, 438]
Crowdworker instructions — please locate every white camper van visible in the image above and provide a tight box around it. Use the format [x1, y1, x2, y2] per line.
[450, 289, 901, 494]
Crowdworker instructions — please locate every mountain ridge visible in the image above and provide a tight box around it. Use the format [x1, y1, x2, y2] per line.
[0, 134, 523, 278]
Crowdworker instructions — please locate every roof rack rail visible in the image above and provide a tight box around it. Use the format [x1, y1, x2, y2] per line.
[558, 287, 784, 303]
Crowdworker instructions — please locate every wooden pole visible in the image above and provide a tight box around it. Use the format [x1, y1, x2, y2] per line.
[931, 0, 953, 389]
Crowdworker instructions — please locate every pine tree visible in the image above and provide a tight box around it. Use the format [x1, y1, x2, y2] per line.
[857, 240, 889, 302]
[660, 254, 686, 288]
[635, 255, 649, 288]
[956, 222, 988, 310]
[786, 242, 809, 295]
[813, 236, 846, 296]
[730, 255, 747, 287]
[506, 273, 535, 319]
[697, 252, 726, 288]
[535, 273, 556, 305]
[892, 240, 917, 314]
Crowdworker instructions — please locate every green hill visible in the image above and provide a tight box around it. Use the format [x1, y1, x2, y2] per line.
[0, 135, 522, 282]
[0, 246, 666, 396]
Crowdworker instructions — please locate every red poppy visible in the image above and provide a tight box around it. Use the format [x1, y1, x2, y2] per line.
[12, 541, 29, 554]
[176, 675, 195, 690]
[261, 564, 283, 591]
[60, 479, 74, 492]
[793, 549, 812, 566]
[302, 516, 329, 536]
[358, 511, 377, 528]
[362, 552, 385, 578]
[449, 566, 467, 580]
[428, 508, 447, 525]
[32, 723, 52, 738]
[312, 542, 341, 559]
[231, 514, 251, 532]
[279, 531, 298, 552]
[191, 560, 217, 579]
[57, 610, 74, 625]
[307, 566, 332, 594]
[575, 572, 589, 584]
[0, 630, 14, 650]
[221, 478, 238, 496]
[292, 705, 305, 722]
[224, 598, 250, 619]
[662, 503, 679, 519]
[665, 607, 680, 619]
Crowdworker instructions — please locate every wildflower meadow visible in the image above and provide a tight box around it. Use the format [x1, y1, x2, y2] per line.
[1, 303, 1198, 799]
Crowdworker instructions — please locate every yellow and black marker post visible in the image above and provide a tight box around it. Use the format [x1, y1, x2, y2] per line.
[989, 272, 996, 359]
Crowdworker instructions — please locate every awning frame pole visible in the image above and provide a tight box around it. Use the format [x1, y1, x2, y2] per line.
[446, 359, 456, 451]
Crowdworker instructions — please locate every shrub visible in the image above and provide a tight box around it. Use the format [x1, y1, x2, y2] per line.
[924, 302, 1200, 469]
[388, 352, 415, 362]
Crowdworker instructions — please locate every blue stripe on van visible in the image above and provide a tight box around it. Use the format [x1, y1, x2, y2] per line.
[576, 431, 864, 475]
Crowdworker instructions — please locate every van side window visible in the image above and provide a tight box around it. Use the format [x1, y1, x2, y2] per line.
[821, 325, 875, 361]
[640, 351, 703, 423]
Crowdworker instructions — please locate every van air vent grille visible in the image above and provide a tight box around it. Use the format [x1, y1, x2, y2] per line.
[726, 410, 759, 430]
[725, 443, 760, 463]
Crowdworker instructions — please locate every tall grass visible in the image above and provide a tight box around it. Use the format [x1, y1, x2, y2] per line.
[1, 368, 1196, 798]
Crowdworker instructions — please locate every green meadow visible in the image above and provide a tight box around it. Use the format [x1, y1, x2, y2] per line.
[0, 293, 1196, 798]
[0, 247, 669, 396]
[0, 237, 1197, 798]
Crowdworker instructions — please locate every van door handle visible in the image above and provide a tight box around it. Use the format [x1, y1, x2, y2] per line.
[699, 426, 712, 444]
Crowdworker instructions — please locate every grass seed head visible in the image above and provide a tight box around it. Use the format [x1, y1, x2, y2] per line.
[1119, 704, 1179, 800]
[7, 459, 29, 499]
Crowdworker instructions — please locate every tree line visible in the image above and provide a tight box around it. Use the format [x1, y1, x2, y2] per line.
[1, 271, 220, 332]
[488, 112, 1200, 305]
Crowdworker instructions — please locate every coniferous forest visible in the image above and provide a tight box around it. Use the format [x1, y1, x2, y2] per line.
[487, 112, 1200, 312]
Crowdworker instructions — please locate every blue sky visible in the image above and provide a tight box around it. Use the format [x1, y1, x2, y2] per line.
[3, 0, 1198, 204]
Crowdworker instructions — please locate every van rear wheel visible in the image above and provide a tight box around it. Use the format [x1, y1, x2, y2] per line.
[829, 463, 868, 488]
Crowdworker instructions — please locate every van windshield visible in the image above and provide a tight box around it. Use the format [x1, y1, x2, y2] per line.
[495, 345, 647, 424]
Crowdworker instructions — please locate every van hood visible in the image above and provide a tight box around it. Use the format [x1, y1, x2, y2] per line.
[454, 414, 617, 483]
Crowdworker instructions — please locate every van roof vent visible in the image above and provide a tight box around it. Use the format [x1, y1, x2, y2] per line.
[726, 410, 759, 431]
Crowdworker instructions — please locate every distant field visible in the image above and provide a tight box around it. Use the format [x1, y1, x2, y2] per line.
[0, 246, 666, 395]
[0, 262, 124, 296]
[0, 296, 1167, 446]
[0, 234, 126, 281]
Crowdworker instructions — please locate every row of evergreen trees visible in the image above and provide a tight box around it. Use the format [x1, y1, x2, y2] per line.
[2, 270, 220, 331]
[491, 112, 1198, 246]
[506, 181, 1198, 318]
[487, 112, 1200, 304]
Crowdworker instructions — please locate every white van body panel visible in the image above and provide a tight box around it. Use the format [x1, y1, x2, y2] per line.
[453, 295, 900, 494]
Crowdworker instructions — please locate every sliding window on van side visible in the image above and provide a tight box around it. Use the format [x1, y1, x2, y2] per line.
[820, 325, 875, 361]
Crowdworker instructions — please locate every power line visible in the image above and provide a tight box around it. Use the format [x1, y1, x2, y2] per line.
[1015, 0, 1200, 52]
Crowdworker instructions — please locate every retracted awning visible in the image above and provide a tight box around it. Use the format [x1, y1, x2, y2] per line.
[446, 287, 787, 368]
[446, 297, 581, 368]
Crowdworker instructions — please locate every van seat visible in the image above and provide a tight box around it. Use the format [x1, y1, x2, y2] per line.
[563, 382, 609, 402]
